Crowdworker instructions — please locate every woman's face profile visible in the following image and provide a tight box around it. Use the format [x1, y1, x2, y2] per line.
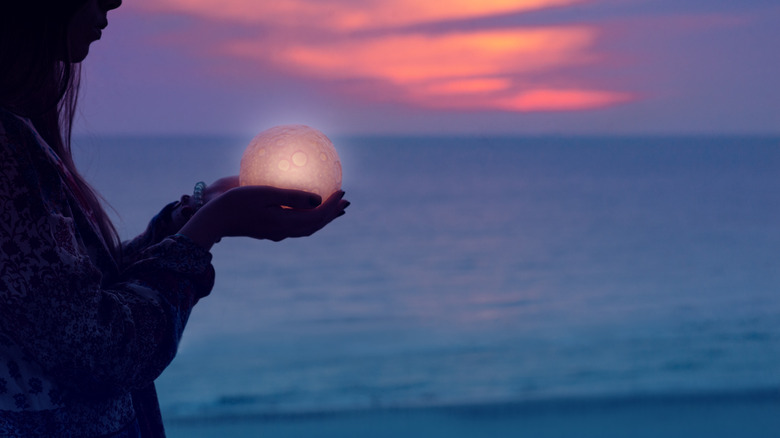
[67, 0, 122, 62]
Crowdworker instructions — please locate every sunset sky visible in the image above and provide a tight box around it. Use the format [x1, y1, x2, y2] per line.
[77, 0, 779, 135]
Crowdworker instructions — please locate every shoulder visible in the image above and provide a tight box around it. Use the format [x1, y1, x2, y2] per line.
[0, 108, 48, 201]
[0, 107, 37, 157]
[0, 106, 29, 136]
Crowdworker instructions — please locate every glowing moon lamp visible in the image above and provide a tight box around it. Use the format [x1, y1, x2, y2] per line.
[239, 125, 342, 201]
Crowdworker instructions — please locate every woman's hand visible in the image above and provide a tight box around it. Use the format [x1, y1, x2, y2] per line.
[178, 186, 349, 250]
[169, 176, 240, 231]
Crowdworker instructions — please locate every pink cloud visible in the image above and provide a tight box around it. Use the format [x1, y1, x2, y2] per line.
[135, 0, 585, 30]
[226, 28, 596, 81]
[129, 0, 636, 112]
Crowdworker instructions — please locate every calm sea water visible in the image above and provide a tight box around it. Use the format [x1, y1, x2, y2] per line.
[74, 135, 780, 419]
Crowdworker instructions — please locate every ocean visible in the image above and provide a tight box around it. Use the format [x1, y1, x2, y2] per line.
[74, 135, 780, 432]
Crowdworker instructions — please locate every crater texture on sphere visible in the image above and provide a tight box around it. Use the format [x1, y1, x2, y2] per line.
[239, 125, 342, 200]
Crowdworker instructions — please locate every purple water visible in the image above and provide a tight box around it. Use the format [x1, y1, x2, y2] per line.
[75, 135, 780, 418]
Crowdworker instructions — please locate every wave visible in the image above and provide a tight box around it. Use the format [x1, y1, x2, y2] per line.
[161, 386, 780, 423]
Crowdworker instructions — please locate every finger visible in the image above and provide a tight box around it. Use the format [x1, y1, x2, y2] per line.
[283, 198, 347, 237]
[181, 205, 194, 219]
[204, 176, 241, 203]
[211, 176, 240, 189]
[315, 190, 345, 210]
[238, 185, 322, 209]
[314, 192, 348, 221]
[247, 190, 346, 240]
[326, 190, 346, 202]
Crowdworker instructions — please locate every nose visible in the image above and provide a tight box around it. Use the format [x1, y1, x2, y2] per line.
[100, 0, 122, 12]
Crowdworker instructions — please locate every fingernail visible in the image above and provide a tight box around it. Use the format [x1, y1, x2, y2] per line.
[310, 195, 322, 206]
[344, 201, 351, 208]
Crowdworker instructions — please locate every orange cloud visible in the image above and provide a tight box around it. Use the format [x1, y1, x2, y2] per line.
[132, 0, 634, 112]
[227, 28, 595, 83]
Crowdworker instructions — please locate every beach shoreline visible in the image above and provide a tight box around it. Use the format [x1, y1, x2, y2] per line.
[164, 388, 780, 437]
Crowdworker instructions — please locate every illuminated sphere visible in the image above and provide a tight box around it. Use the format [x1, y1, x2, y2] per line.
[239, 125, 342, 200]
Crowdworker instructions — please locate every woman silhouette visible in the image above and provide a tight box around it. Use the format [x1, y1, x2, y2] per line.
[0, 0, 348, 436]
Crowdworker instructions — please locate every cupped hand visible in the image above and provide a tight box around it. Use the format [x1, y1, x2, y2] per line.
[178, 185, 349, 250]
[170, 176, 240, 230]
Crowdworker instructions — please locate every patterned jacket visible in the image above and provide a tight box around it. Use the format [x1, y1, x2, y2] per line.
[0, 108, 214, 437]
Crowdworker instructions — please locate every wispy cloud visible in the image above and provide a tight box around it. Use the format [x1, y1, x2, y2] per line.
[139, 0, 583, 30]
[133, 0, 635, 112]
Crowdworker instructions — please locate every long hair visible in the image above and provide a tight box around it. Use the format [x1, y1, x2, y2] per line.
[0, 0, 121, 259]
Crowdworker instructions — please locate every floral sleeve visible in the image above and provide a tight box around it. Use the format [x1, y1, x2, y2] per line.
[120, 201, 179, 267]
[0, 115, 214, 398]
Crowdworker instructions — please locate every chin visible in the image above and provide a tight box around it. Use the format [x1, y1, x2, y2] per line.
[71, 48, 90, 63]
